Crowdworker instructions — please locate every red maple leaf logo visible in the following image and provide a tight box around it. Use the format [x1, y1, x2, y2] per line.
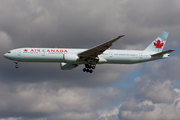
[24, 49, 28, 52]
[153, 40, 164, 49]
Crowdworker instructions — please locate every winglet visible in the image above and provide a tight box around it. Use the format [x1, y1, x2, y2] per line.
[109, 35, 125, 43]
[118, 35, 125, 38]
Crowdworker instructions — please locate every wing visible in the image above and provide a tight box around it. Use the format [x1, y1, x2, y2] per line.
[151, 49, 175, 56]
[78, 35, 125, 58]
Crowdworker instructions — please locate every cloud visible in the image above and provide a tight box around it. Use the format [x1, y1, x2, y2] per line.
[143, 56, 180, 80]
[0, 118, 21, 120]
[97, 106, 119, 120]
[0, 0, 140, 88]
[0, 31, 12, 51]
[134, 78, 176, 104]
[118, 55, 180, 120]
[0, 82, 122, 120]
[131, 55, 180, 104]
[119, 88, 180, 120]
[0, 0, 180, 120]
[122, 0, 180, 28]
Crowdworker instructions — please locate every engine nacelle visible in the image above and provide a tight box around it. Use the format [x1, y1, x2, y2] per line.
[60, 62, 78, 70]
[63, 54, 79, 63]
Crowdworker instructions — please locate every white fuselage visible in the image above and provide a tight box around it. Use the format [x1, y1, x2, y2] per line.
[4, 48, 169, 65]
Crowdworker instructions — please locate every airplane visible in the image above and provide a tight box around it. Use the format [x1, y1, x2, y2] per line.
[4, 30, 175, 73]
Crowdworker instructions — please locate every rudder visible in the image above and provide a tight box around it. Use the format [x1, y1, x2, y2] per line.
[144, 30, 169, 52]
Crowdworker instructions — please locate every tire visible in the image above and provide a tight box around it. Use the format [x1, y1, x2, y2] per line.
[89, 70, 93, 73]
[92, 66, 95, 69]
[15, 65, 19, 68]
[83, 68, 86, 72]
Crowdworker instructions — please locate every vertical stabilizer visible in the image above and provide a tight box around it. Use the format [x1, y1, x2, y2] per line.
[144, 30, 169, 52]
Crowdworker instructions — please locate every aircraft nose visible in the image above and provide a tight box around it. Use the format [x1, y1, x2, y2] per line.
[4, 53, 7, 58]
[4, 53, 9, 59]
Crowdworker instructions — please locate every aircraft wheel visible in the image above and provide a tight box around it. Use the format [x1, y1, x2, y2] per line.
[92, 66, 95, 69]
[89, 70, 93, 73]
[86, 69, 89, 72]
[83, 68, 86, 72]
[15, 65, 19, 68]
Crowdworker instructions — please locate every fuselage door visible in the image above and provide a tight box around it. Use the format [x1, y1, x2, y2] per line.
[17, 50, 21, 56]
[109, 52, 113, 57]
[41, 52, 45, 56]
[139, 53, 143, 62]
[139, 53, 143, 58]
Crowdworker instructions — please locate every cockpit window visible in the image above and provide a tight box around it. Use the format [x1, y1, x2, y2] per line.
[8, 51, 11, 53]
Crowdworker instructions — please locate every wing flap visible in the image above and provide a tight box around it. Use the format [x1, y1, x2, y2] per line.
[151, 49, 175, 56]
[78, 35, 125, 58]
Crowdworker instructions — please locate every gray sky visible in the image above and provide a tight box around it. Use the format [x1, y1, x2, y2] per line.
[0, 0, 180, 120]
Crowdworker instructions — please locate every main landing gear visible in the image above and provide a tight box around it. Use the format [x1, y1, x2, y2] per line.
[14, 61, 19, 68]
[83, 64, 96, 73]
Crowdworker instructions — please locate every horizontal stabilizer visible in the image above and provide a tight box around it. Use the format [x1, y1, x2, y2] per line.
[151, 49, 175, 56]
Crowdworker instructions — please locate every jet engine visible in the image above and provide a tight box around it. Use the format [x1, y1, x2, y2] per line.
[60, 62, 78, 70]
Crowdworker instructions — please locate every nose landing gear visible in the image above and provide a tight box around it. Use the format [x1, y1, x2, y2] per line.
[13, 61, 19, 68]
[15, 64, 19, 68]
